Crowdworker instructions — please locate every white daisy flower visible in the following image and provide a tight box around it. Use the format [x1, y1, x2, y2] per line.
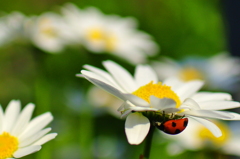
[26, 12, 76, 53]
[0, 100, 57, 158]
[151, 53, 240, 92]
[62, 3, 159, 64]
[164, 120, 240, 157]
[0, 12, 26, 47]
[78, 60, 240, 145]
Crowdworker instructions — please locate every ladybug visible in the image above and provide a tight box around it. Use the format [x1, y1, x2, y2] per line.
[156, 118, 188, 135]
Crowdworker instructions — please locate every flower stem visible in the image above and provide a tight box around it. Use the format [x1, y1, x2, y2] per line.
[142, 125, 155, 159]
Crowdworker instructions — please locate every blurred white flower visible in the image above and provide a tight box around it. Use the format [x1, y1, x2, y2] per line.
[62, 3, 159, 64]
[0, 100, 57, 158]
[151, 53, 240, 92]
[87, 86, 123, 117]
[79, 60, 240, 145]
[0, 12, 26, 47]
[26, 12, 76, 53]
[164, 119, 240, 157]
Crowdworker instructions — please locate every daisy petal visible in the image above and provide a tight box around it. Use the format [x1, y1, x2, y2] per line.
[18, 112, 53, 141]
[198, 101, 240, 110]
[191, 92, 232, 102]
[13, 145, 41, 158]
[125, 113, 150, 145]
[81, 70, 123, 91]
[175, 80, 204, 102]
[134, 65, 158, 87]
[184, 110, 234, 120]
[19, 128, 52, 147]
[11, 103, 35, 136]
[3, 100, 21, 132]
[82, 74, 126, 100]
[190, 116, 222, 137]
[103, 60, 137, 92]
[225, 112, 240, 120]
[124, 94, 149, 107]
[0, 106, 3, 133]
[150, 96, 176, 110]
[128, 107, 158, 112]
[33, 133, 57, 145]
[180, 98, 200, 110]
[83, 64, 123, 91]
[163, 77, 183, 92]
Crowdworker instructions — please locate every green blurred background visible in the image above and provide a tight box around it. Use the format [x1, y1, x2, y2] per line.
[0, 0, 232, 159]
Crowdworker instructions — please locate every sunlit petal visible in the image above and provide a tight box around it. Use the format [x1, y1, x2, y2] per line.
[125, 113, 150, 145]
[190, 116, 222, 137]
[103, 60, 137, 92]
[134, 65, 158, 87]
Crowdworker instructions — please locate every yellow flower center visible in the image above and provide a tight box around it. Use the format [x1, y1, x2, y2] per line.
[198, 122, 230, 146]
[88, 28, 104, 41]
[0, 132, 19, 159]
[40, 19, 58, 38]
[132, 81, 181, 108]
[87, 28, 117, 51]
[179, 66, 204, 81]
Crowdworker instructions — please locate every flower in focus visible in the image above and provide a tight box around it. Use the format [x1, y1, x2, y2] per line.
[78, 60, 240, 145]
[163, 120, 240, 157]
[151, 53, 240, 92]
[26, 12, 76, 53]
[0, 12, 26, 47]
[62, 3, 159, 64]
[0, 100, 57, 158]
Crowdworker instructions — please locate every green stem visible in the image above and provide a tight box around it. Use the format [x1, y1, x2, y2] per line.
[142, 125, 155, 159]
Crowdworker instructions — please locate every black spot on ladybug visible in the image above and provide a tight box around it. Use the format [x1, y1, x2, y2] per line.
[175, 129, 181, 134]
[184, 120, 188, 127]
[172, 122, 176, 127]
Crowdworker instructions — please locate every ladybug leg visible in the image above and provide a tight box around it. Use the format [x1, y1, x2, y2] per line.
[162, 111, 166, 121]
[170, 113, 175, 119]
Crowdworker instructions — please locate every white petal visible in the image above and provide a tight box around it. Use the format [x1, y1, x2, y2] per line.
[124, 94, 149, 107]
[190, 116, 222, 137]
[175, 80, 204, 102]
[83, 64, 124, 91]
[18, 112, 53, 141]
[3, 100, 21, 132]
[33, 133, 57, 145]
[81, 70, 124, 92]
[121, 109, 133, 118]
[125, 113, 150, 145]
[134, 65, 158, 87]
[129, 107, 158, 112]
[163, 77, 184, 92]
[82, 74, 126, 100]
[19, 128, 52, 147]
[0, 106, 4, 133]
[198, 101, 240, 110]
[103, 61, 137, 92]
[180, 98, 200, 110]
[191, 92, 232, 102]
[11, 103, 35, 136]
[150, 96, 176, 110]
[13, 145, 41, 158]
[184, 110, 234, 119]
[224, 112, 240, 120]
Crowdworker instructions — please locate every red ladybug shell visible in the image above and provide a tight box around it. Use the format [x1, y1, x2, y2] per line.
[157, 118, 188, 135]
